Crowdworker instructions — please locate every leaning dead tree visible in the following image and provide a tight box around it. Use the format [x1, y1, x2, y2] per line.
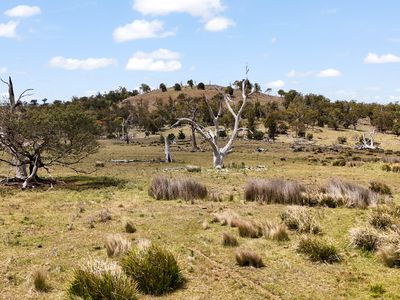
[173, 69, 255, 168]
[355, 129, 381, 150]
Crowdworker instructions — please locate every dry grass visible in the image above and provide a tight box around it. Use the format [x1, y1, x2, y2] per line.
[263, 221, 289, 241]
[148, 176, 207, 201]
[369, 207, 395, 230]
[235, 249, 264, 268]
[212, 209, 241, 227]
[32, 269, 50, 292]
[244, 179, 306, 205]
[105, 235, 132, 257]
[349, 227, 381, 252]
[323, 179, 379, 208]
[236, 219, 263, 238]
[377, 244, 400, 268]
[222, 232, 239, 247]
[280, 206, 321, 234]
[98, 209, 112, 222]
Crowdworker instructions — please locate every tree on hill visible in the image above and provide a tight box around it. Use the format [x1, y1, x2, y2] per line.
[174, 83, 181, 91]
[197, 82, 205, 90]
[173, 69, 255, 168]
[159, 83, 167, 92]
[187, 79, 194, 88]
[140, 83, 151, 94]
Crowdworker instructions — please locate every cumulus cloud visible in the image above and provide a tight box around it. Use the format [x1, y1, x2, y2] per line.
[132, 0, 224, 19]
[49, 56, 116, 70]
[0, 21, 18, 38]
[126, 49, 181, 72]
[364, 53, 400, 64]
[113, 19, 175, 42]
[317, 68, 341, 78]
[0, 67, 7, 74]
[204, 16, 234, 31]
[5, 5, 41, 18]
[266, 80, 285, 89]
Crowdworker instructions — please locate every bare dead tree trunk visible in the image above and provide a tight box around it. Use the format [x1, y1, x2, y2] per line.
[191, 124, 199, 151]
[164, 137, 172, 163]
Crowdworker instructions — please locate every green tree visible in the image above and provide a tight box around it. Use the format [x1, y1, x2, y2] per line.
[187, 79, 194, 88]
[140, 83, 151, 94]
[159, 83, 167, 92]
[174, 83, 181, 91]
[197, 82, 205, 90]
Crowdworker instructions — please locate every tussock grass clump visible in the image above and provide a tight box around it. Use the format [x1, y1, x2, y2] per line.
[323, 179, 378, 208]
[125, 220, 136, 233]
[244, 179, 306, 205]
[235, 249, 264, 268]
[297, 235, 341, 263]
[349, 227, 381, 251]
[369, 208, 394, 230]
[148, 176, 207, 201]
[263, 222, 289, 241]
[369, 181, 392, 196]
[105, 235, 131, 257]
[382, 164, 392, 172]
[236, 219, 263, 238]
[212, 209, 240, 227]
[121, 244, 183, 295]
[222, 232, 238, 247]
[98, 209, 112, 222]
[67, 259, 137, 300]
[32, 269, 50, 292]
[377, 244, 400, 268]
[280, 206, 321, 234]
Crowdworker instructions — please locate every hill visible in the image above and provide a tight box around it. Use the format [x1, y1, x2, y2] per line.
[123, 85, 281, 108]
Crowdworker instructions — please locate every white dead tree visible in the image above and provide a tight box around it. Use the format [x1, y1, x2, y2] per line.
[173, 69, 255, 169]
[357, 129, 378, 150]
[0, 77, 33, 180]
[164, 135, 172, 163]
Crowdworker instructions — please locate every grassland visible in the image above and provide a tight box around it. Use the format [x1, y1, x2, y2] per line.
[0, 125, 399, 299]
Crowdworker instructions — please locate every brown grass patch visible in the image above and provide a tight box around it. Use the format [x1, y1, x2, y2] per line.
[222, 232, 238, 247]
[280, 206, 321, 234]
[263, 222, 289, 241]
[235, 249, 264, 268]
[105, 234, 132, 257]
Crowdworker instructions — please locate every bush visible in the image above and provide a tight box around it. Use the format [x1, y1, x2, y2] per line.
[280, 206, 321, 234]
[332, 159, 346, 166]
[33, 269, 50, 292]
[369, 181, 392, 195]
[121, 244, 183, 295]
[251, 130, 265, 140]
[125, 220, 136, 233]
[369, 208, 394, 230]
[197, 82, 205, 90]
[297, 235, 340, 263]
[222, 232, 238, 247]
[148, 176, 207, 201]
[236, 219, 263, 238]
[277, 122, 288, 134]
[392, 165, 400, 173]
[306, 133, 313, 141]
[323, 179, 378, 208]
[159, 83, 167, 92]
[263, 222, 289, 241]
[349, 227, 381, 251]
[67, 260, 137, 300]
[177, 130, 185, 140]
[105, 235, 131, 257]
[173, 83, 181, 91]
[225, 85, 234, 95]
[382, 164, 392, 172]
[377, 244, 400, 267]
[337, 136, 347, 144]
[235, 249, 264, 268]
[244, 179, 306, 205]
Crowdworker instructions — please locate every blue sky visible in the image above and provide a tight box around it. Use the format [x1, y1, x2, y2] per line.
[1, 0, 400, 103]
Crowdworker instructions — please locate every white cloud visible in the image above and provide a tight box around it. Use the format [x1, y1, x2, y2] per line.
[287, 70, 314, 78]
[204, 16, 234, 31]
[317, 68, 341, 78]
[271, 37, 277, 44]
[266, 80, 285, 89]
[132, 0, 224, 19]
[113, 19, 175, 42]
[126, 49, 182, 72]
[0, 67, 7, 74]
[49, 56, 116, 70]
[364, 53, 400, 64]
[5, 5, 41, 18]
[0, 21, 18, 38]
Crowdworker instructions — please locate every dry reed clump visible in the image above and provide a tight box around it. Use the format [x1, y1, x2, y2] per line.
[377, 244, 400, 268]
[212, 210, 241, 227]
[67, 259, 137, 300]
[236, 219, 263, 238]
[105, 235, 132, 257]
[125, 220, 136, 233]
[349, 227, 382, 251]
[296, 235, 341, 263]
[244, 179, 307, 205]
[98, 209, 112, 222]
[322, 179, 380, 208]
[148, 176, 207, 201]
[369, 181, 392, 196]
[263, 221, 289, 241]
[280, 206, 321, 234]
[235, 249, 264, 268]
[303, 192, 344, 208]
[222, 232, 238, 247]
[32, 269, 50, 292]
[369, 207, 395, 231]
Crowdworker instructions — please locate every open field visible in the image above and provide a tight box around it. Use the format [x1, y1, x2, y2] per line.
[1, 126, 400, 300]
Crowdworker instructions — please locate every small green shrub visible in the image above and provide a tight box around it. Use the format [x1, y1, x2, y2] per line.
[297, 235, 340, 263]
[67, 260, 137, 300]
[177, 130, 185, 140]
[369, 181, 392, 195]
[382, 164, 391, 172]
[125, 220, 136, 233]
[121, 244, 183, 295]
[369, 284, 386, 298]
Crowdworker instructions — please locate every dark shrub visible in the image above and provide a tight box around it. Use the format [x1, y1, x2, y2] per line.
[297, 235, 340, 263]
[235, 249, 264, 268]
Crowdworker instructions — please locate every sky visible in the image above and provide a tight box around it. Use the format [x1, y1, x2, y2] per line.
[1, 0, 400, 103]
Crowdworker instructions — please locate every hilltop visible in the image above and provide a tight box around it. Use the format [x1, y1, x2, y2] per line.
[123, 84, 281, 108]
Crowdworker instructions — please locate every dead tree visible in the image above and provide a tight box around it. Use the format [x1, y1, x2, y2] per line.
[164, 135, 173, 163]
[173, 69, 254, 169]
[356, 129, 379, 150]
